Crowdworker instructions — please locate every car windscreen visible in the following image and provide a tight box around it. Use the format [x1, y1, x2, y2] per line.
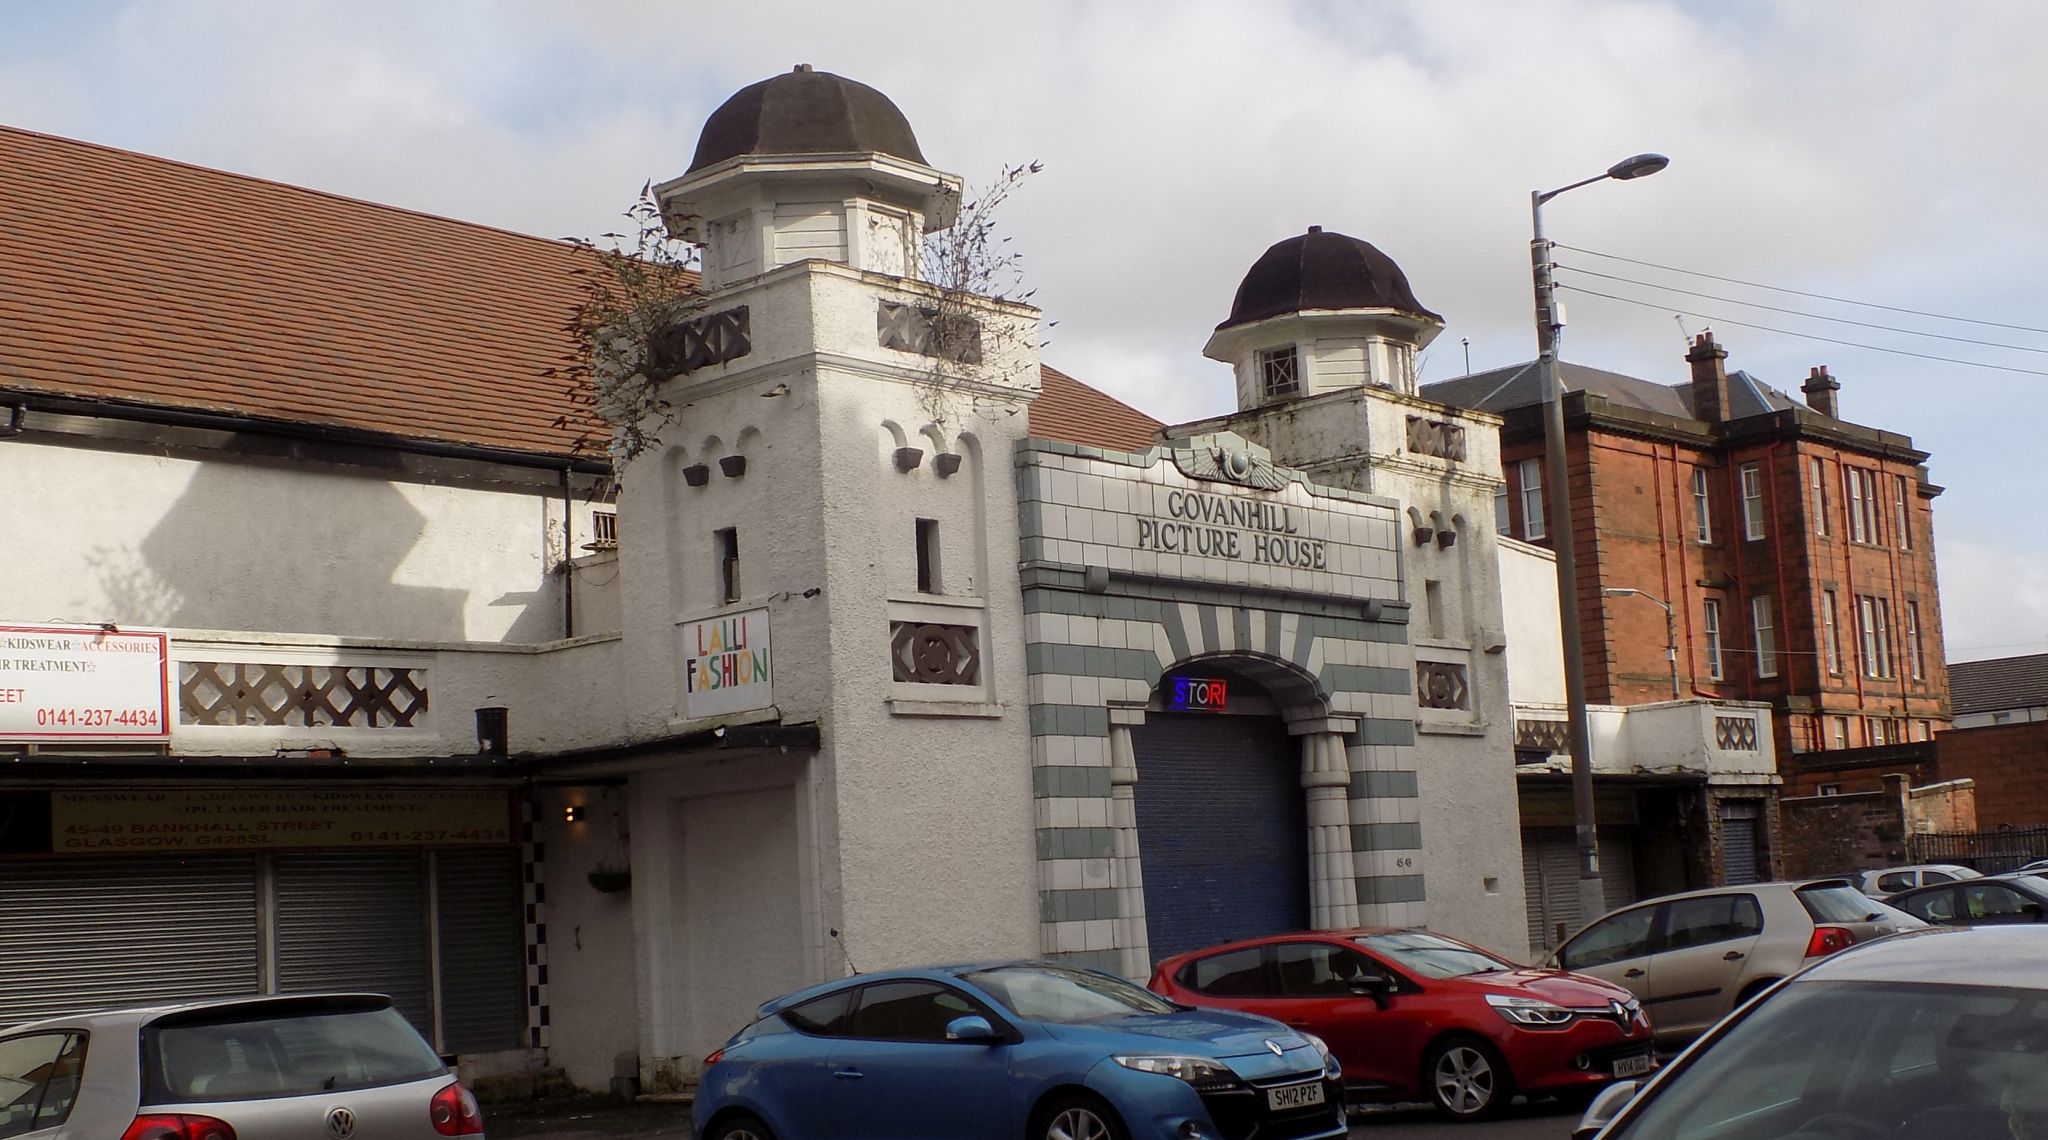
[144, 1005, 445, 1103]
[1798, 883, 1912, 924]
[1354, 931, 1514, 978]
[1607, 980, 2048, 1139]
[964, 966, 1178, 1024]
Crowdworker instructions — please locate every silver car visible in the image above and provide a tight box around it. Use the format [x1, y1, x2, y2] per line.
[0, 993, 483, 1139]
[1575, 925, 2048, 1138]
[1542, 879, 1923, 1047]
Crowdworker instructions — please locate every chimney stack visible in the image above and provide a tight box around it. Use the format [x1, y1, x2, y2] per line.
[1686, 330, 1731, 423]
[1803, 365, 1841, 418]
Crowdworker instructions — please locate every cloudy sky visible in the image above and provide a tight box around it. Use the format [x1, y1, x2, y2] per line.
[6, 0, 2045, 662]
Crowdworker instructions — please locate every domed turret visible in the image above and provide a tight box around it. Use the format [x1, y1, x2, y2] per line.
[687, 65, 927, 174]
[1220, 226, 1441, 330]
[656, 66, 960, 289]
[1204, 227, 1444, 407]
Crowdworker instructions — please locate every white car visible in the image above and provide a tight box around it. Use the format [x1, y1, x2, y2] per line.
[1851, 863, 1979, 897]
[0, 993, 483, 1139]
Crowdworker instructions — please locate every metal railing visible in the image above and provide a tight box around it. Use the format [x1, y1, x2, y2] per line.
[1908, 826, 2048, 873]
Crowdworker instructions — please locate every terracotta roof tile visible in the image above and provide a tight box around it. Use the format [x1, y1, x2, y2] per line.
[0, 124, 603, 457]
[1030, 365, 1163, 453]
[2, 126, 1164, 463]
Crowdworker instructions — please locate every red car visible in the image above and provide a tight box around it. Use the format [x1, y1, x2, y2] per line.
[1150, 928, 1654, 1121]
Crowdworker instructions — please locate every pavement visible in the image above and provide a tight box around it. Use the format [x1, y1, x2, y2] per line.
[483, 1094, 1588, 1140]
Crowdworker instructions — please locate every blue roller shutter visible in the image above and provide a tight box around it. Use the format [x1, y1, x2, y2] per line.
[1133, 713, 1308, 964]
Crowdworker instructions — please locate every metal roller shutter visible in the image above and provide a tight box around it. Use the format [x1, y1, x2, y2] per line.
[433, 848, 526, 1054]
[1721, 813, 1761, 886]
[273, 852, 432, 1034]
[1133, 713, 1307, 965]
[0, 856, 259, 1024]
[1523, 829, 1641, 954]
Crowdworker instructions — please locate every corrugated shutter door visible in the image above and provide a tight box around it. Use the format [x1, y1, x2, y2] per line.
[1523, 830, 1640, 954]
[1601, 831, 1639, 912]
[273, 853, 431, 1034]
[1722, 819, 1760, 885]
[433, 848, 526, 1054]
[0, 857, 259, 1024]
[1133, 713, 1308, 965]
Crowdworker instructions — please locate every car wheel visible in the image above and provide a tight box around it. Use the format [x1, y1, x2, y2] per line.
[1425, 1037, 1512, 1120]
[1036, 1092, 1127, 1140]
[708, 1112, 777, 1140]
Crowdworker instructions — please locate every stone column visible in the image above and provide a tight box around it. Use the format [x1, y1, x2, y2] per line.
[1302, 731, 1361, 930]
[1107, 710, 1151, 978]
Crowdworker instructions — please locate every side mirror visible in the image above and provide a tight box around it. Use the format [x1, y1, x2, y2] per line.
[945, 1015, 1002, 1044]
[1573, 1079, 1643, 1140]
[1348, 975, 1395, 1010]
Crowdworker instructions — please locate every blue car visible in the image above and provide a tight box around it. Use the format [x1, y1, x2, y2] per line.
[692, 961, 1347, 1140]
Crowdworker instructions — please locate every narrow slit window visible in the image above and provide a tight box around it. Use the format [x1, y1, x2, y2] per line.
[1693, 467, 1713, 544]
[1809, 458, 1828, 537]
[716, 527, 740, 604]
[916, 518, 941, 594]
[1518, 458, 1546, 541]
[1741, 463, 1765, 541]
[1752, 595, 1778, 678]
[1703, 599, 1724, 681]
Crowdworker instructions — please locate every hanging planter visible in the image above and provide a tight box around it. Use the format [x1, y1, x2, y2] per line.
[586, 866, 632, 894]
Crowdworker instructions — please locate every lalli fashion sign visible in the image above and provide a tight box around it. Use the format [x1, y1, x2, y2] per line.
[682, 609, 773, 718]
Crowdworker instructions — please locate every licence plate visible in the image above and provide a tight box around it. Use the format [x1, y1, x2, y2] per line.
[1266, 1081, 1326, 1112]
[1613, 1052, 1654, 1078]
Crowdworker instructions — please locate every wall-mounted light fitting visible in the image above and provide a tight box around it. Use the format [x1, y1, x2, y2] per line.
[564, 804, 586, 823]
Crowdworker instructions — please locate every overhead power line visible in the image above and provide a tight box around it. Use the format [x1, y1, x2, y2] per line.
[1555, 243, 2048, 337]
[1555, 264, 2048, 357]
[1556, 284, 2048, 378]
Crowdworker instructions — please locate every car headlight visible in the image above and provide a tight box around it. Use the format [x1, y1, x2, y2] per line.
[1485, 993, 1575, 1027]
[1113, 1055, 1240, 1085]
[1300, 1032, 1341, 1079]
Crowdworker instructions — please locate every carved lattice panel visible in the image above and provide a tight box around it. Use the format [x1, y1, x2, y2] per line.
[1516, 719, 1569, 752]
[648, 305, 751, 376]
[889, 622, 981, 686]
[1715, 715, 1759, 751]
[1405, 415, 1468, 461]
[876, 300, 983, 364]
[1416, 661, 1469, 710]
[181, 662, 428, 728]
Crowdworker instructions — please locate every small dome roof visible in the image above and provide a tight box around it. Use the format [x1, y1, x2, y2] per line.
[688, 65, 927, 174]
[1218, 227, 1440, 330]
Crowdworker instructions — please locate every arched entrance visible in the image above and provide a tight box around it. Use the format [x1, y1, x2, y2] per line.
[1131, 660, 1313, 963]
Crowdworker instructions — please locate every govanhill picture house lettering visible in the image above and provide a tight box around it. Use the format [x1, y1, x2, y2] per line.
[1135, 489, 1327, 569]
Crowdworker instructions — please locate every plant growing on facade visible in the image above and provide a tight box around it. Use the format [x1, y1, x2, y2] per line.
[553, 184, 703, 471]
[911, 160, 1046, 432]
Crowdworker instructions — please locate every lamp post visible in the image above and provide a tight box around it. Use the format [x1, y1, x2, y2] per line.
[1532, 152, 1669, 924]
[1603, 587, 1680, 701]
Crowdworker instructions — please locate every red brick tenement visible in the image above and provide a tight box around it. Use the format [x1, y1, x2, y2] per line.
[1425, 333, 1950, 762]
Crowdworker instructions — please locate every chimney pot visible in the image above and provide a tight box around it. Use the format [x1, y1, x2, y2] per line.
[1686, 330, 1732, 423]
[1802, 364, 1841, 418]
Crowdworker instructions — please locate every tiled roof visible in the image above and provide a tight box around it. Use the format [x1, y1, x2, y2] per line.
[1, 125, 1159, 462]
[1030, 365, 1164, 453]
[1950, 654, 2048, 716]
[0, 124, 611, 458]
[1420, 360, 1801, 421]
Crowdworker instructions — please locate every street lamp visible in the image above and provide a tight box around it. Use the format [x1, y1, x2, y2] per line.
[1603, 587, 1680, 701]
[1532, 152, 1669, 924]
